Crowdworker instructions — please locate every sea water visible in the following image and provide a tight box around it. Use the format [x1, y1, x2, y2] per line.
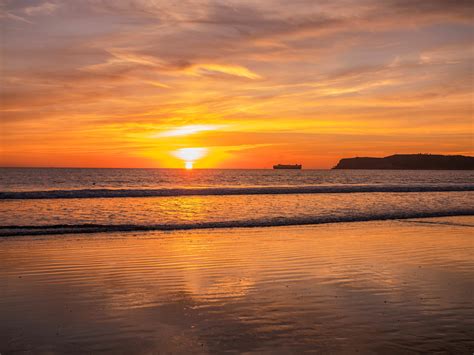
[1, 168, 473, 235]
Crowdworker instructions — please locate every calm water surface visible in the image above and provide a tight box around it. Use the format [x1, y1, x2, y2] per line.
[1, 167, 473, 191]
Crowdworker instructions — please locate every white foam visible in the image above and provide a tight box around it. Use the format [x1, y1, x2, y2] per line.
[1, 210, 473, 236]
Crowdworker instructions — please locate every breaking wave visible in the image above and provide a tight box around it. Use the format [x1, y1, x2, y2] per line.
[1, 210, 473, 236]
[2, 184, 474, 199]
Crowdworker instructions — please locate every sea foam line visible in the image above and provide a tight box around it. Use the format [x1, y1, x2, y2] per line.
[1, 184, 474, 199]
[1, 210, 472, 236]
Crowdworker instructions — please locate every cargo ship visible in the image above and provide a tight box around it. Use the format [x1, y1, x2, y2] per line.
[273, 164, 302, 169]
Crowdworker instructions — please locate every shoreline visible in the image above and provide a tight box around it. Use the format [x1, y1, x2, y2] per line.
[1, 213, 473, 237]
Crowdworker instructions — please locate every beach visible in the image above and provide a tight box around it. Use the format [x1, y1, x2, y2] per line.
[1, 216, 473, 353]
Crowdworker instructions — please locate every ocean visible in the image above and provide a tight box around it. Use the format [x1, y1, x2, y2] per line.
[1, 168, 473, 236]
[1, 168, 474, 353]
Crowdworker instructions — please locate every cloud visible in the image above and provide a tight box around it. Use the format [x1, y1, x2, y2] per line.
[382, 0, 474, 21]
[188, 63, 261, 79]
[82, 48, 260, 80]
[155, 124, 225, 137]
[24, 1, 59, 16]
[0, 10, 33, 23]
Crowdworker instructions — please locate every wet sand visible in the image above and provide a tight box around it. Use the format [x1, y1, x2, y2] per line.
[1, 217, 473, 353]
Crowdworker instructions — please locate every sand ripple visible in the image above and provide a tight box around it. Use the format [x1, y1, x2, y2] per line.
[1, 217, 473, 353]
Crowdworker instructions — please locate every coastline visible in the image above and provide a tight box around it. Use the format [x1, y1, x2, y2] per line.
[1, 216, 473, 353]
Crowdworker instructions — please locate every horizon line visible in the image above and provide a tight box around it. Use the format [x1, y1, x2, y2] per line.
[0, 166, 331, 170]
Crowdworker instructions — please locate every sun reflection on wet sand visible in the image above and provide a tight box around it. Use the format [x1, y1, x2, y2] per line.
[0, 217, 473, 353]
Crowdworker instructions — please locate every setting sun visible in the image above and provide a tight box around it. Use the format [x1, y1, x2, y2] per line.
[172, 148, 208, 169]
[173, 147, 207, 161]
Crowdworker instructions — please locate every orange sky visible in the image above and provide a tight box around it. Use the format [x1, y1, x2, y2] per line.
[1, 0, 473, 168]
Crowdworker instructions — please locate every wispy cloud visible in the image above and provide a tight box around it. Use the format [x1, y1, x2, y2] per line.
[187, 63, 261, 79]
[0, 10, 33, 24]
[24, 1, 59, 16]
[155, 124, 225, 137]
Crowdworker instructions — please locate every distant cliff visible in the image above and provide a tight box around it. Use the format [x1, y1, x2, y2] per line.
[333, 154, 474, 170]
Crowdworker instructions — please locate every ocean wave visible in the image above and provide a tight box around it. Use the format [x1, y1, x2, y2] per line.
[1, 210, 472, 236]
[2, 184, 474, 199]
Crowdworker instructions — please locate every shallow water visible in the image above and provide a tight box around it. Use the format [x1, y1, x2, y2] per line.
[1, 191, 473, 235]
[1, 217, 473, 353]
[1, 168, 473, 236]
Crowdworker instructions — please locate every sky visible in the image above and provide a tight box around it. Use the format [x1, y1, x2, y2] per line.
[1, 0, 473, 168]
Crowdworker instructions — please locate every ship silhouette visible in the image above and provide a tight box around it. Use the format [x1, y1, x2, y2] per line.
[273, 164, 302, 170]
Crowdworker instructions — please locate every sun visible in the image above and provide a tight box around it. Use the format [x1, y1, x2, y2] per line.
[173, 147, 208, 161]
[172, 147, 208, 169]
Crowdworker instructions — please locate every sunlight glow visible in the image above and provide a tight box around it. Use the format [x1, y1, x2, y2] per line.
[173, 148, 208, 169]
[173, 148, 208, 161]
[157, 125, 222, 137]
